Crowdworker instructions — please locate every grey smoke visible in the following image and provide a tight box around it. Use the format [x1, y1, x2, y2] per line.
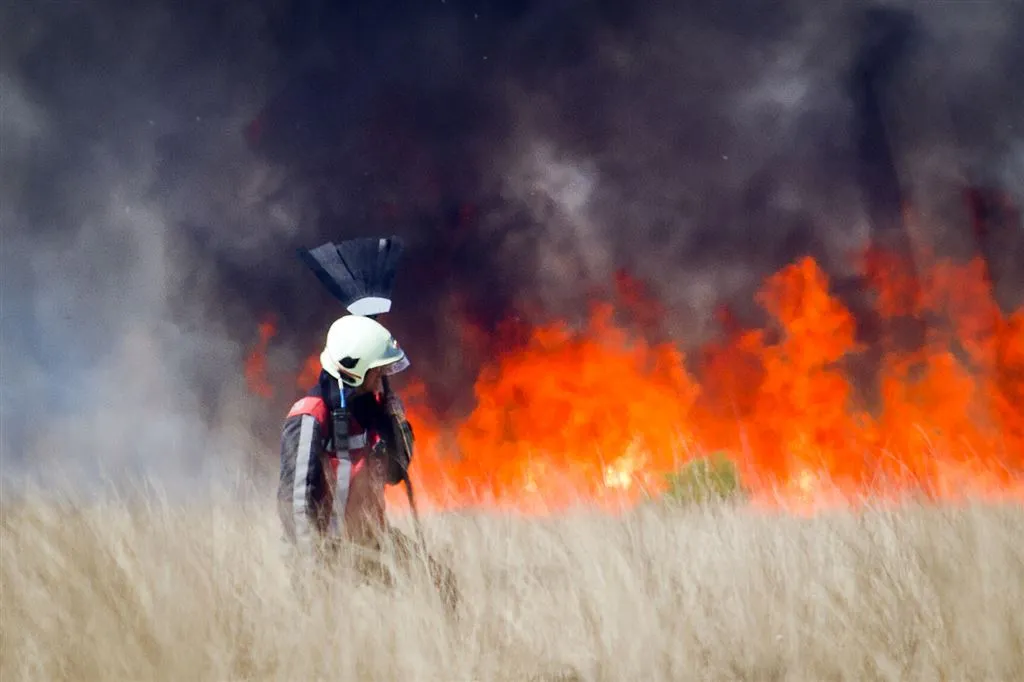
[2, 0, 1022, 491]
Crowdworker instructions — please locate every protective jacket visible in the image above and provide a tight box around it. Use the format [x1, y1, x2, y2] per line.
[277, 370, 411, 550]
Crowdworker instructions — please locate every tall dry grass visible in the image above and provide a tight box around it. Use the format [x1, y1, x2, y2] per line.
[2, 487, 1023, 682]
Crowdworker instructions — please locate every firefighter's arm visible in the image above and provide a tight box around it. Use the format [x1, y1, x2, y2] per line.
[279, 397, 330, 550]
[368, 407, 414, 486]
[351, 390, 414, 485]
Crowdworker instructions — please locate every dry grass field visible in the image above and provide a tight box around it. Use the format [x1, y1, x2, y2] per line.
[2, 487, 1023, 682]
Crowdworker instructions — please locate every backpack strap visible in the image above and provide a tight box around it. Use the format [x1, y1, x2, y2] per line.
[323, 374, 353, 538]
[322, 373, 350, 457]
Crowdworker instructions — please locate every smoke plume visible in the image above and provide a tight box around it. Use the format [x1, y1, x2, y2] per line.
[2, 0, 1022, 491]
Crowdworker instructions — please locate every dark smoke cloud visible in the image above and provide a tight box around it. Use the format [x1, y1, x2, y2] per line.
[2, 0, 1022, 490]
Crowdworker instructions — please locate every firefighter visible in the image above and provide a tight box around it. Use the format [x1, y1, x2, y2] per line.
[277, 314, 413, 556]
[277, 313, 459, 613]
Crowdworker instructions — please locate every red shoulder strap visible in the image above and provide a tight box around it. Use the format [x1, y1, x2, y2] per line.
[286, 396, 328, 425]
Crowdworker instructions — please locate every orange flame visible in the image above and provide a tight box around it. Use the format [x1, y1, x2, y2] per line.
[296, 353, 322, 390]
[244, 317, 277, 398]
[257, 247, 1024, 515]
[392, 250, 1024, 514]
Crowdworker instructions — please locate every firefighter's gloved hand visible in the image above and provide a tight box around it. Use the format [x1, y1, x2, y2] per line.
[373, 436, 406, 484]
[381, 420, 415, 485]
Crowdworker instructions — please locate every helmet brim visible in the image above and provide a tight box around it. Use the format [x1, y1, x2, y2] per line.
[368, 342, 408, 375]
[383, 354, 410, 375]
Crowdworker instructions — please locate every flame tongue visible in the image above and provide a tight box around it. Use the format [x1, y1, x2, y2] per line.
[446, 300, 701, 510]
[244, 318, 277, 399]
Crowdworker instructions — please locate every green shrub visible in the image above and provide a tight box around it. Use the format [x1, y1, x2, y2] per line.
[662, 453, 746, 505]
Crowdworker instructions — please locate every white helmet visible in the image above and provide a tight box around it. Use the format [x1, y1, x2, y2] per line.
[319, 315, 409, 387]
